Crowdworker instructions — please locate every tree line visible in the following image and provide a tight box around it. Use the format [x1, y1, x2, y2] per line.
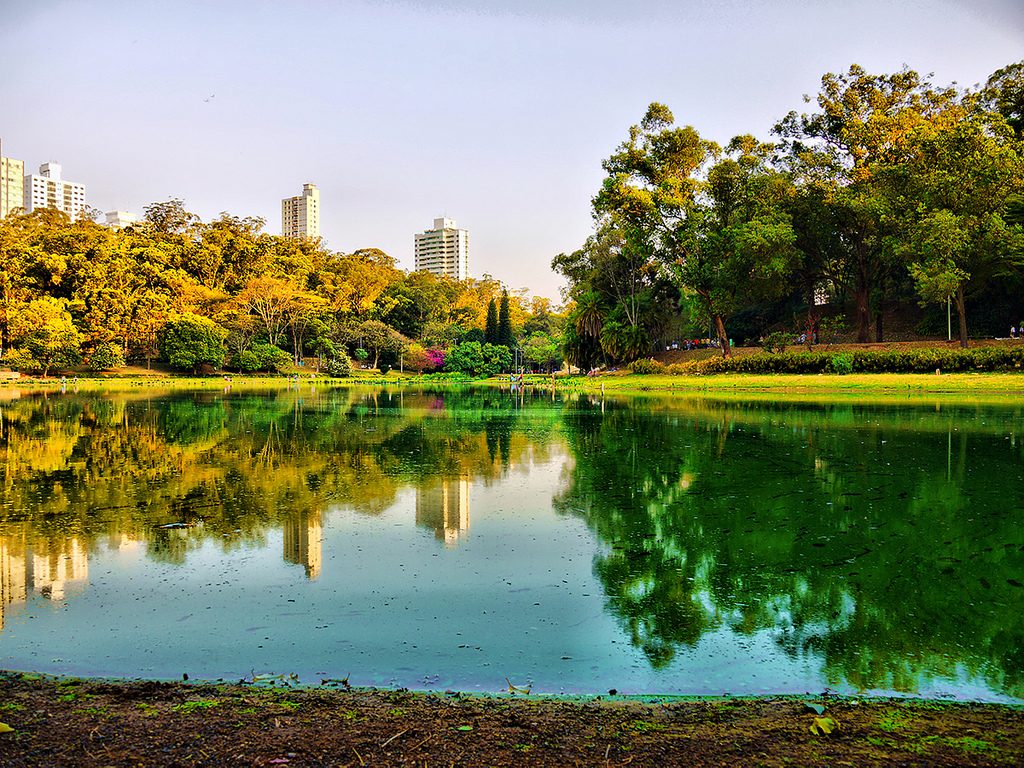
[2, 60, 1021, 376]
[557, 61, 1024, 366]
[0, 200, 565, 375]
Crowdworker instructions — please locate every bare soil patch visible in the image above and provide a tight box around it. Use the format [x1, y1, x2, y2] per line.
[0, 674, 1020, 766]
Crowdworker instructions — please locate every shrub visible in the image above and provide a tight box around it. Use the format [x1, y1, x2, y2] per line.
[379, 363, 392, 375]
[250, 343, 291, 373]
[829, 353, 854, 375]
[628, 358, 667, 375]
[87, 342, 126, 371]
[234, 350, 261, 372]
[663, 346, 1024, 376]
[354, 348, 369, 362]
[324, 356, 352, 377]
[760, 332, 790, 354]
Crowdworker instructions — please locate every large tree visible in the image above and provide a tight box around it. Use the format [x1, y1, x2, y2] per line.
[775, 65, 963, 341]
[595, 104, 798, 356]
[891, 106, 1024, 346]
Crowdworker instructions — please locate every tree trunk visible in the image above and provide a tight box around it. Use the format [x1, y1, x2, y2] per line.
[714, 315, 731, 358]
[854, 286, 871, 343]
[875, 309, 883, 343]
[955, 286, 968, 348]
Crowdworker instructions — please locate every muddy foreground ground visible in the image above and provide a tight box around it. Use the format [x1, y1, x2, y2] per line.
[0, 673, 1021, 766]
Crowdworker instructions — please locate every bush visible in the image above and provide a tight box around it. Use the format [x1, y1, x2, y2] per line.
[760, 332, 790, 354]
[233, 350, 261, 372]
[628, 358, 667, 375]
[87, 342, 126, 371]
[324, 357, 352, 377]
[354, 348, 369, 362]
[829, 353, 854, 375]
[668, 346, 1024, 376]
[251, 343, 291, 373]
[379, 363, 392, 375]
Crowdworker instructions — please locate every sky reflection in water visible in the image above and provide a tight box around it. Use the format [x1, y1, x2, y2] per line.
[0, 386, 1021, 701]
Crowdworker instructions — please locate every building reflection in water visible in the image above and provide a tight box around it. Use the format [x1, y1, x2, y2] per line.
[283, 510, 323, 580]
[0, 531, 89, 629]
[415, 477, 471, 547]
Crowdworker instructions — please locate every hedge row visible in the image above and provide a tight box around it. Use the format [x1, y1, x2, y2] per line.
[631, 347, 1024, 375]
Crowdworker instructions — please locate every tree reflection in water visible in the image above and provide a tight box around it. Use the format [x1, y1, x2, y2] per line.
[0, 387, 1021, 697]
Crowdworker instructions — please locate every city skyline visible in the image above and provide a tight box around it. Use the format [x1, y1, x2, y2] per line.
[1, 1, 1021, 299]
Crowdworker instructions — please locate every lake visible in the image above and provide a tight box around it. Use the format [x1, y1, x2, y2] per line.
[1, 384, 1022, 701]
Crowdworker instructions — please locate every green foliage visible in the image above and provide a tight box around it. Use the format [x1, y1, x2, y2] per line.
[251, 343, 291, 373]
[87, 342, 126, 371]
[594, 112, 798, 354]
[497, 291, 515, 348]
[829, 352, 854, 375]
[159, 313, 227, 373]
[627, 358, 666, 375]
[485, 298, 499, 345]
[522, 331, 563, 372]
[323, 356, 352, 377]
[444, 341, 512, 377]
[232, 344, 290, 373]
[234, 350, 261, 372]
[354, 348, 369, 362]
[676, 346, 1024, 375]
[760, 332, 790, 354]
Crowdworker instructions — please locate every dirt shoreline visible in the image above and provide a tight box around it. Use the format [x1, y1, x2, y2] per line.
[0, 673, 1021, 766]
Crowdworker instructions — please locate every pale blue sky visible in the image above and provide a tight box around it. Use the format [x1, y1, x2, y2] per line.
[2, 0, 1021, 299]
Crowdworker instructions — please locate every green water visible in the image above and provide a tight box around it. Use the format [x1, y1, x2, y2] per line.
[0, 385, 1021, 701]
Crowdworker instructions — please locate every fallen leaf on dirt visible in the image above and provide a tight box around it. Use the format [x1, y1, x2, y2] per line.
[456, 725, 474, 731]
[809, 716, 839, 736]
[803, 702, 826, 715]
[505, 677, 532, 695]
[0, 722, 14, 733]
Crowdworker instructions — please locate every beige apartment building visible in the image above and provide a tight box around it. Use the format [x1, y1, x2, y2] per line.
[0, 140, 24, 218]
[281, 183, 320, 239]
[23, 162, 87, 220]
[414, 217, 469, 280]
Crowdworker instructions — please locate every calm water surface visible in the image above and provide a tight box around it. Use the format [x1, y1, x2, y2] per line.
[1, 385, 1022, 701]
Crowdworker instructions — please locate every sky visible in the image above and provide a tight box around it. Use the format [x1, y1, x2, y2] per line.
[1, 0, 1021, 300]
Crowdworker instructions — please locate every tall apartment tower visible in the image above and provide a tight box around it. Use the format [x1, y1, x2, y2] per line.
[281, 183, 320, 239]
[0, 140, 24, 218]
[414, 217, 469, 280]
[23, 162, 86, 220]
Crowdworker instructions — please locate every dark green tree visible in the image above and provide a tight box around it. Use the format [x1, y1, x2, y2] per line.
[497, 290, 514, 348]
[485, 298, 499, 345]
[158, 313, 227, 373]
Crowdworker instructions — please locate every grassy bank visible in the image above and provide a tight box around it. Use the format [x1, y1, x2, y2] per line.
[537, 371, 1024, 398]
[0, 674, 1020, 767]
[5, 369, 1024, 401]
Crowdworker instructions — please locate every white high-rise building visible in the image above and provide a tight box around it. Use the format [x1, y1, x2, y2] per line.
[23, 163, 86, 220]
[104, 210, 139, 229]
[0, 140, 24, 218]
[281, 183, 320, 239]
[414, 217, 469, 280]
